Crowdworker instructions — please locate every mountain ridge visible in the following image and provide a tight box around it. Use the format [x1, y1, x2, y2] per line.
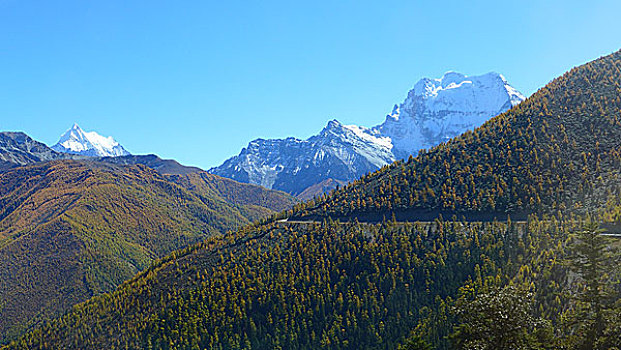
[210, 71, 525, 197]
[291, 50, 621, 222]
[0, 132, 68, 170]
[0, 130, 208, 177]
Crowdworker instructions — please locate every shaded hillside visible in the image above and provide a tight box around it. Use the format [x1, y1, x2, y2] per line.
[291, 50, 621, 222]
[0, 160, 295, 341]
[296, 178, 347, 201]
[167, 171, 296, 221]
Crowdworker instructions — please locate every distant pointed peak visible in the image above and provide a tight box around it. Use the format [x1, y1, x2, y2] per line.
[496, 73, 509, 84]
[52, 124, 130, 157]
[321, 119, 355, 135]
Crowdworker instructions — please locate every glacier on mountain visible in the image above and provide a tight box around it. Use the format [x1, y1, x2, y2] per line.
[209, 72, 525, 197]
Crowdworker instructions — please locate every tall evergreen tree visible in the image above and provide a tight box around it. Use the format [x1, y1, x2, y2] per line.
[564, 221, 621, 350]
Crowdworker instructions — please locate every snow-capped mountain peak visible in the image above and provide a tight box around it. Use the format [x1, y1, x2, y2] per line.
[210, 71, 525, 198]
[377, 71, 525, 158]
[52, 124, 130, 157]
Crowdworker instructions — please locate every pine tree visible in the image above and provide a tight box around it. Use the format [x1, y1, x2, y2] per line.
[564, 221, 621, 350]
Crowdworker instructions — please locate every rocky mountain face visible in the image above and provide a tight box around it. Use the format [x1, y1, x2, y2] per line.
[210, 72, 525, 197]
[292, 51, 621, 222]
[377, 72, 525, 158]
[0, 131, 199, 176]
[210, 120, 394, 197]
[0, 132, 66, 170]
[52, 123, 130, 157]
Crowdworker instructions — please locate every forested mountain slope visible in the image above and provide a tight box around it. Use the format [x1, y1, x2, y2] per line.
[5, 218, 560, 350]
[5, 50, 621, 349]
[166, 171, 296, 220]
[291, 50, 621, 222]
[0, 160, 294, 341]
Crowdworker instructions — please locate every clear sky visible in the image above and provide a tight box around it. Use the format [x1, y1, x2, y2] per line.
[1, 1, 620, 169]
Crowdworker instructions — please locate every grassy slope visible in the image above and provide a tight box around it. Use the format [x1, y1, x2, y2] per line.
[166, 171, 296, 222]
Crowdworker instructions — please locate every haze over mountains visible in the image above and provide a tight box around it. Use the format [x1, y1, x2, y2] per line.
[209, 72, 525, 198]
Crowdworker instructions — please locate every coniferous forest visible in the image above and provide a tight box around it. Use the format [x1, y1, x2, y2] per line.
[0, 218, 587, 349]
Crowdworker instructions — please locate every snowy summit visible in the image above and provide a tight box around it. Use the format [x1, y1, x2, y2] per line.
[377, 71, 525, 158]
[52, 123, 130, 157]
[210, 71, 525, 197]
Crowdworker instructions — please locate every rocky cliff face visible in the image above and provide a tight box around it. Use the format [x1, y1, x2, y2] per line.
[0, 132, 65, 170]
[210, 120, 394, 196]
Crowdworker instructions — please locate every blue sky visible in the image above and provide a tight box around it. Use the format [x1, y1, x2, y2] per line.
[1, 1, 620, 169]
